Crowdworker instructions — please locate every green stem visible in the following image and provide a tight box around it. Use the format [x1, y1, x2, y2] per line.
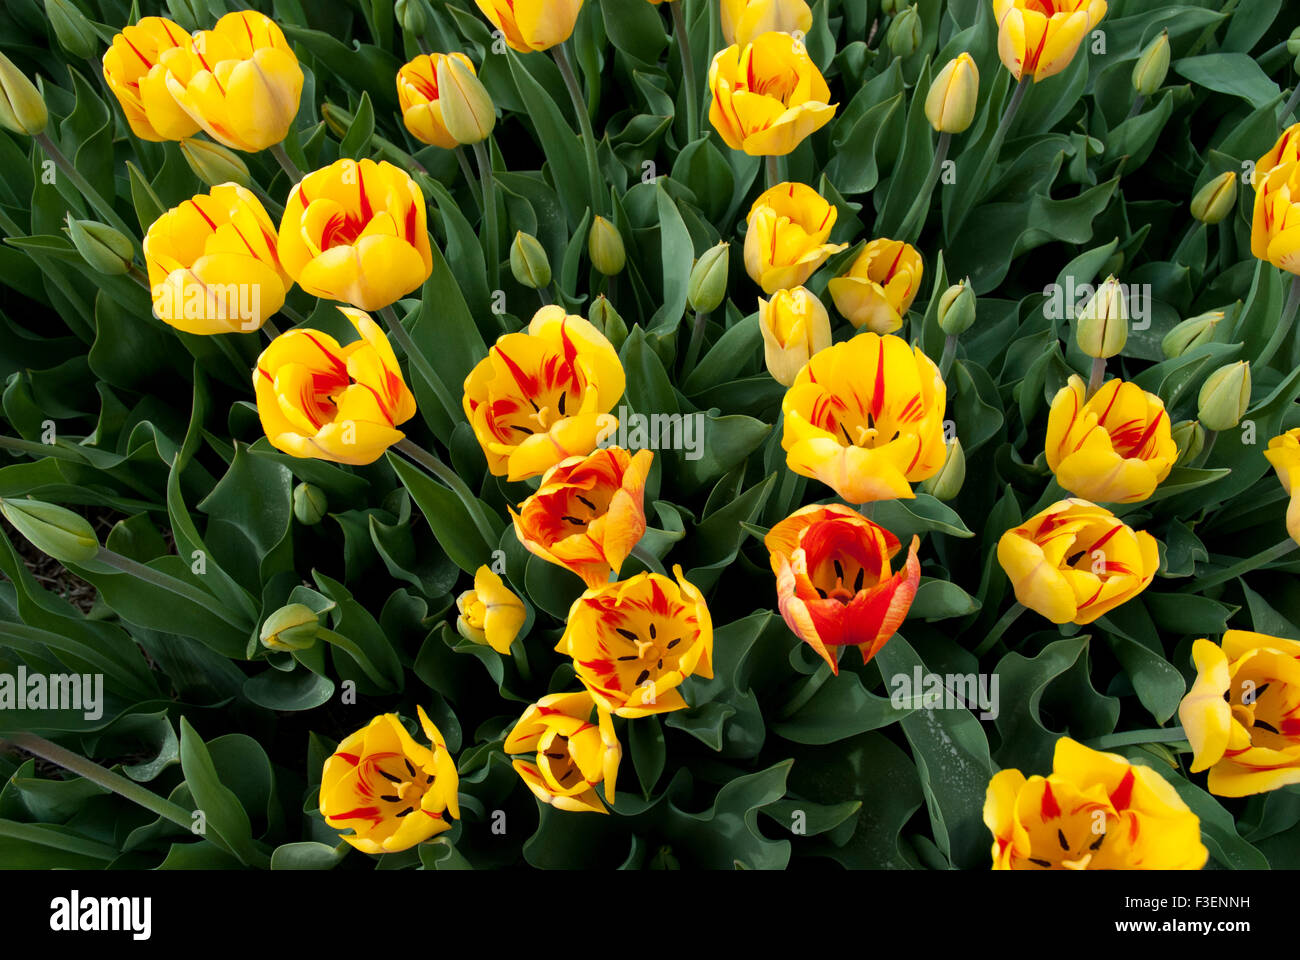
[897, 132, 951, 243]
[127, 263, 150, 290]
[1192, 428, 1218, 468]
[939, 333, 958, 379]
[269, 142, 303, 182]
[455, 146, 483, 216]
[973, 602, 1024, 657]
[378, 303, 458, 424]
[511, 638, 534, 684]
[33, 132, 137, 243]
[1125, 93, 1146, 120]
[261, 317, 282, 340]
[765, 154, 780, 189]
[1088, 727, 1188, 750]
[778, 660, 833, 718]
[683, 309, 708, 374]
[96, 547, 250, 631]
[949, 76, 1030, 238]
[1257, 274, 1300, 369]
[1086, 356, 1106, 399]
[1284, 84, 1300, 126]
[670, 0, 700, 144]
[393, 437, 500, 549]
[472, 138, 500, 294]
[630, 543, 668, 576]
[553, 43, 606, 217]
[279, 304, 308, 326]
[1193, 539, 1298, 591]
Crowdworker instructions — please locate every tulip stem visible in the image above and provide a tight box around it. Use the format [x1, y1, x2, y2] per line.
[669, 0, 700, 144]
[127, 263, 150, 290]
[939, 334, 959, 379]
[553, 43, 606, 217]
[96, 547, 252, 631]
[1283, 85, 1300, 125]
[683, 309, 708, 375]
[973, 602, 1024, 657]
[765, 155, 780, 189]
[471, 139, 501, 293]
[949, 76, 1029, 239]
[1192, 429, 1218, 468]
[1126, 94, 1146, 120]
[630, 543, 668, 577]
[1086, 356, 1106, 399]
[378, 304, 459, 425]
[897, 132, 951, 243]
[33, 132, 137, 244]
[269, 142, 304, 182]
[393, 438, 501, 550]
[511, 638, 534, 684]
[0, 732, 197, 833]
[261, 318, 282, 340]
[455, 147, 483, 216]
[1193, 538, 1298, 591]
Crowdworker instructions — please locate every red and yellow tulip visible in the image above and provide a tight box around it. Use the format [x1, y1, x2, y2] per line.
[456, 566, 527, 655]
[758, 286, 832, 387]
[720, 0, 813, 46]
[474, 0, 584, 53]
[504, 691, 620, 813]
[827, 238, 924, 334]
[101, 16, 201, 141]
[1258, 122, 1300, 178]
[744, 182, 848, 294]
[993, 0, 1107, 83]
[1264, 428, 1300, 545]
[396, 52, 476, 149]
[1251, 157, 1300, 275]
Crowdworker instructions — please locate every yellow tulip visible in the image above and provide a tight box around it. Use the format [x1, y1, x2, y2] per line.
[984, 736, 1207, 870]
[319, 706, 460, 854]
[744, 182, 847, 293]
[997, 499, 1158, 625]
[101, 17, 200, 142]
[396, 52, 476, 149]
[143, 182, 289, 335]
[708, 31, 836, 157]
[161, 10, 304, 152]
[781, 332, 947, 503]
[556, 565, 713, 718]
[436, 53, 496, 146]
[474, 0, 584, 53]
[1045, 375, 1176, 504]
[463, 306, 626, 481]
[827, 238, 923, 334]
[504, 691, 621, 814]
[253, 307, 417, 465]
[1251, 157, 1300, 275]
[993, 0, 1107, 83]
[720, 0, 813, 46]
[1179, 632, 1300, 797]
[758, 286, 831, 387]
[456, 565, 527, 655]
[277, 158, 433, 311]
[1257, 122, 1300, 178]
[1264, 428, 1300, 545]
[925, 53, 980, 134]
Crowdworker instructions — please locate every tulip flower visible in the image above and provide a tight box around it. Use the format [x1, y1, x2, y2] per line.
[1197, 361, 1251, 432]
[101, 17, 200, 141]
[259, 603, 320, 652]
[556, 565, 713, 718]
[827, 238, 923, 334]
[758, 286, 831, 387]
[474, 0, 584, 53]
[293, 482, 328, 525]
[1131, 30, 1169, 97]
[277, 158, 433, 311]
[687, 242, 730, 313]
[178, 137, 250, 188]
[744, 182, 847, 293]
[926, 54, 980, 134]
[997, 499, 1158, 625]
[319, 707, 460, 854]
[1179, 631, 1300, 797]
[463, 306, 626, 481]
[510, 231, 552, 289]
[765, 504, 920, 673]
[435, 53, 496, 146]
[161, 10, 304, 152]
[984, 737, 1208, 870]
[720, 0, 813, 46]
[67, 218, 132, 276]
[1264, 428, 1300, 545]
[0, 497, 99, 565]
[937, 280, 976, 336]
[1075, 274, 1128, 359]
[588, 216, 626, 276]
[993, 0, 1107, 83]
[143, 183, 289, 335]
[1161, 309, 1224, 359]
[1190, 171, 1237, 225]
[253, 307, 417, 465]
[456, 566, 527, 655]
[781, 332, 948, 503]
[1251, 158, 1300, 275]
[504, 692, 621, 813]
[511, 447, 653, 588]
[1045, 375, 1177, 504]
[708, 32, 835, 158]
[1257, 122, 1300, 178]
[396, 52, 477, 149]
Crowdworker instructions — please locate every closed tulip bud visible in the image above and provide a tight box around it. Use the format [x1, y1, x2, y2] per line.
[937, 279, 976, 335]
[882, 0, 909, 17]
[66, 217, 133, 276]
[922, 437, 965, 501]
[588, 216, 626, 276]
[888, 5, 923, 58]
[0, 498, 99, 564]
[395, 0, 428, 35]
[1171, 420, 1205, 466]
[1191, 171, 1237, 225]
[588, 295, 628, 350]
[178, 137, 251, 187]
[1289, 26, 1300, 57]
[45, 0, 98, 60]
[510, 231, 551, 289]
[1076, 275, 1129, 359]
[435, 54, 495, 145]
[0, 51, 47, 136]
[259, 603, 321, 651]
[320, 102, 350, 139]
[688, 242, 730, 313]
[759, 286, 832, 387]
[293, 482, 328, 525]
[1161, 309, 1224, 359]
[1131, 30, 1169, 97]
[926, 54, 980, 134]
[1198, 361, 1251, 432]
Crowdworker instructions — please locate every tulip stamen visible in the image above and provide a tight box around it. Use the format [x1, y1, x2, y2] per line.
[396, 807, 414, 817]
[1057, 828, 1069, 851]
[1027, 857, 1052, 868]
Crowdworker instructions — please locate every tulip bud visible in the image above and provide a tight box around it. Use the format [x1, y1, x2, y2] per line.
[259, 603, 321, 651]
[687, 242, 730, 313]
[1161, 309, 1225, 359]
[179, 138, 251, 188]
[1171, 420, 1206, 467]
[436, 54, 495, 145]
[937, 279, 976, 336]
[510, 231, 552, 289]
[588, 216, 626, 276]
[0, 498, 99, 564]
[293, 482, 328, 525]
[921, 437, 965, 501]
[887, 5, 922, 58]
[44, 0, 98, 61]
[0, 51, 48, 136]
[320, 102, 350, 139]
[1075, 275, 1129, 359]
[926, 54, 980, 135]
[1131, 30, 1170, 97]
[882, 0, 909, 15]
[65, 217, 133, 276]
[1190, 171, 1237, 225]
[395, 0, 428, 36]
[589, 295, 628, 350]
[1197, 361, 1251, 432]
[1288, 26, 1300, 57]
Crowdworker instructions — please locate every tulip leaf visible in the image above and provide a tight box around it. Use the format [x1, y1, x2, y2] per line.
[178, 717, 267, 869]
[628, 715, 666, 799]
